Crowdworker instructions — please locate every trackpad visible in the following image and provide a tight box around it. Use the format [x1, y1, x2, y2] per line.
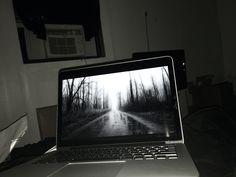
[50, 162, 125, 177]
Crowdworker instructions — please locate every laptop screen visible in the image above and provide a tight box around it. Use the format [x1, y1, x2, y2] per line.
[57, 57, 182, 147]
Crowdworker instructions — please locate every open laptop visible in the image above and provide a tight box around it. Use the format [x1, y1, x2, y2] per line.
[0, 56, 199, 177]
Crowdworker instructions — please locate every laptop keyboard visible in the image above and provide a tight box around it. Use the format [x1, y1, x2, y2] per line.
[34, 144, 177, 164]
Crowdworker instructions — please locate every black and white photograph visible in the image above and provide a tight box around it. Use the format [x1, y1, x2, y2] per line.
[2, 0, 236, 176]
[61, 66, 176, 140]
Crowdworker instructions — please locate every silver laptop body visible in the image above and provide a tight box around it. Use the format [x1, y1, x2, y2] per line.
[0, 56, 199, 177]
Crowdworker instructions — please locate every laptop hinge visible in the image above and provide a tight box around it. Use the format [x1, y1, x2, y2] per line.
[165, 140, 183, 144]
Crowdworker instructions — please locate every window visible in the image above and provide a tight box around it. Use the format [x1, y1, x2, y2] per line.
[13, 0, 105, 63]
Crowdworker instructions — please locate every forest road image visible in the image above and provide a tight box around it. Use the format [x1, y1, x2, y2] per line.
[67, 109, 164, 139]
[62, 66, 174, 140]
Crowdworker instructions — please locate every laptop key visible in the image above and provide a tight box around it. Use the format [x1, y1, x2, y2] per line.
[168, 156, 178, 160]
[122, 155, 133, 160]
[134, 157, 144, 160]
[145, 157, 154, 160]
[156, 156, 166, 160]
[144, 154, 153, 158]
[164, 153, 177, 157]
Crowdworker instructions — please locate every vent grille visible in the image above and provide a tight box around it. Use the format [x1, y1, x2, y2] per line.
[48, 37, 77, 55]
[47, 29, 82, 36]
[45, 25, 85, 58]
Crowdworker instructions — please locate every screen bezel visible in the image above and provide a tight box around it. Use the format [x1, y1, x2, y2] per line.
[57, 56, 182, 147]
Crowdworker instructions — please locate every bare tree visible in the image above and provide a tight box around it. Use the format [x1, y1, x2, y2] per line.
[134, 79, 139, 103]
[118, 92, 122, 109]
[161, 69, 171, 104]
[151, 77, 160, 100]
[64, 77, 86, 113]
[93, 82, 100, 109]
[139, 74, 148, 103]
[129, 73, 135, 104]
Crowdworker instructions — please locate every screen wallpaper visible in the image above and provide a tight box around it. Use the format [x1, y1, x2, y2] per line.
[61, 66, 178, 141]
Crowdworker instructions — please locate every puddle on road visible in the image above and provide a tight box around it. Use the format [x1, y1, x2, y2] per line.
[78, 115, 109, 137]
[125, 115, 153, 135]
[68, 111, 157, 138]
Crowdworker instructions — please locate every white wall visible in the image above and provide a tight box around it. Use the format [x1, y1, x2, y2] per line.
[107, 0, 184, 59]
[147, 0, 184, 51]
[107, 0, 147, 59]
[217, 0, 236, 80]
[107, 0, 224, 83]
[0, 0, 27, 130]
[181, 0, 224, 83]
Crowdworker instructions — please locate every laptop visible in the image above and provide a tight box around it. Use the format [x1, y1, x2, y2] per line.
[0, 56, 199, 177]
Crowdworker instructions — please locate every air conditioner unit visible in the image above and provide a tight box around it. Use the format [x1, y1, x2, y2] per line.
[45, 24, 86, 58]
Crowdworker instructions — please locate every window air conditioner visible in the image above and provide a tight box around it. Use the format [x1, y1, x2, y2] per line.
[45, 24, 86, 58]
